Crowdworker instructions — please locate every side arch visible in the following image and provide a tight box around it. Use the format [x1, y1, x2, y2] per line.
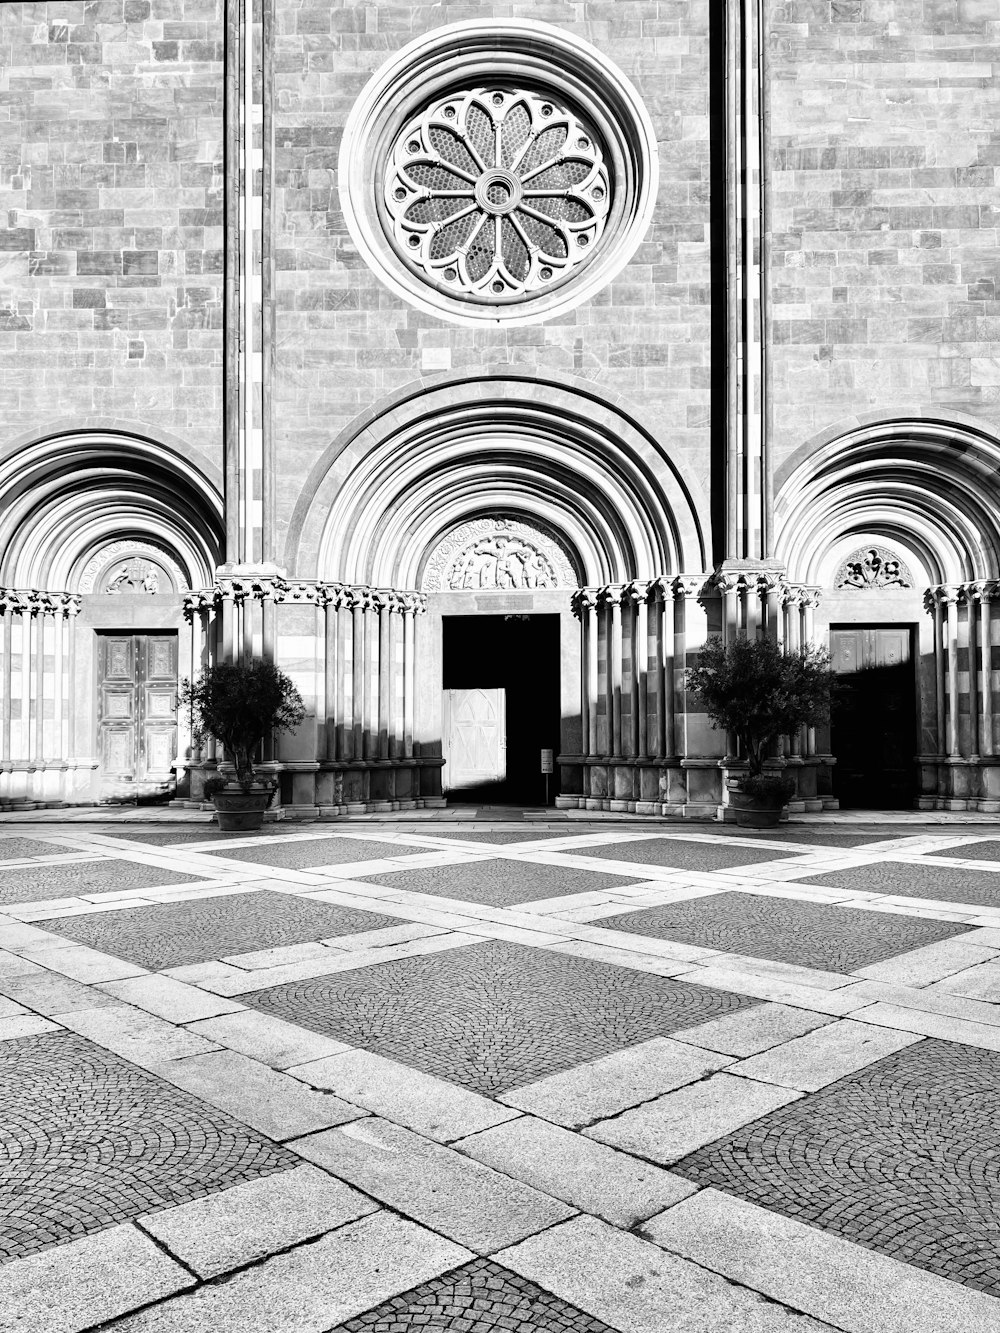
[775, 414, 1000, 585]
[285, 375, 707, 584]
[0, 428, 224, 590]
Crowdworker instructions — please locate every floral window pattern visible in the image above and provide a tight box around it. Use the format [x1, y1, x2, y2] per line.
[384, 87, 611, 300]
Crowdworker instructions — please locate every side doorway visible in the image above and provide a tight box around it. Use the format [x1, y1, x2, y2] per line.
[96, 633, 179, 801]
[829, 624, 917, 809]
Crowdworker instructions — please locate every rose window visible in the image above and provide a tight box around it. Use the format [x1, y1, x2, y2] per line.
[384, 88, 611, 300]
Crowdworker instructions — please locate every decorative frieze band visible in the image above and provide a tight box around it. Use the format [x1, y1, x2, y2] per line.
[183, 581, 428, 617]
[0, 589, 81, 617]
[923, 581, 999, 612]
[571, 576, 711, 619]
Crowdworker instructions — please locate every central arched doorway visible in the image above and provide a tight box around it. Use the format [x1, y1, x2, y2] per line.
[286, 375, 707, 813]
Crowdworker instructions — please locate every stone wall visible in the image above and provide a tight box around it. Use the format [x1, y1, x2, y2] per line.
[273, 0, 714, 570]
[769, 0, 1000, 462]
[0, 0, 224, 468]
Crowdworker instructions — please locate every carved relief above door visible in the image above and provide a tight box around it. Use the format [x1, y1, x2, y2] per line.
[97, 633, 179, 801]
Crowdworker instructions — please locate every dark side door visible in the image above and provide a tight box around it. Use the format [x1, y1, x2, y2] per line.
[829, 625, 916, 809]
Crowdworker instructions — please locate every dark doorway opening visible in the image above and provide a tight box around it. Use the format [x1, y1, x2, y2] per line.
[830, 624, 917, 809]
[442, 614, 560, 805]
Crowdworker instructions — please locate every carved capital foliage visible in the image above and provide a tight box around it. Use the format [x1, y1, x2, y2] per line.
[0, 588, 81, 618]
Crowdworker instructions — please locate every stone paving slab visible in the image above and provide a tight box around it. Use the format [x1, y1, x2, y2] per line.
[0, 1223, 194, 1333]
[328, 1256, 621, 1333]
[99, 974, 245, 1024]
[0, 859, 203, 906]
[0, 1030, 295, 1263]
[497, 1214, 838, 1333]
[499, 1036, 733, 1129]
[15, 943, 146, 984]
[186, 1009, 352, 1069]
[292, 1118, 575, 1253]
[586, 1071, 803, 1165]
[852, 938, 999, 987]
[0, 1014, 59, 1041]
[672, 1039, 1000, 1296]
[729, 1019, 921, 1092]
[920, 839, 1000, 862]
[59, 1003, 223, 1067]
[106, 1212, 472, 1333]
[592, 891, 974, 974]
[797, 861, 1000, 908]
[361, 858, 643, 907]
[0, 970, 121, 1016]
[931, 959, 1000, 1003]
[288, 1048, 520, 1142]
[642, 1190, 1000, 1333]
[456, 1114, 698, 1228]
[40, 889, 405, 971]
[421, 829, 582, 844]
[241, 938, 757, 1097]
[571, 838, 809, 872]
[152, 1049, 366, 1142]
[138, 1163, 377, 1278]
[670, 1001, 833, 1056]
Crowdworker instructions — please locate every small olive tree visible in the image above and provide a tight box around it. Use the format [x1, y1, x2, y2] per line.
[687, 634, 836, 789]
[180, 660, 305, 787]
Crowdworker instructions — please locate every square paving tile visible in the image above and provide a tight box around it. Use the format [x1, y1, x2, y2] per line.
[360, 859, 641, 906]
[766, 830, 907, 849]
[41, 890, 405, 971]
[591, 892, 973, 974]
[242, 938, 759, 1096]
[331, 1257, 616, 1332]
[203, 836, 419, 869]
[672, 1038, 1000, 1298]
[796, 860, 1000, 908]
[0, 1029, 294, 1263]
[81, 825, 260, 846]
[572, 838, 807, 872]
[0, 858, 203, 906]
[0, 837, 71, 861]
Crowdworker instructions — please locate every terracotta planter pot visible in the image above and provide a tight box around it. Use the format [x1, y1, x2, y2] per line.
[729, 788, 784, 829]
[211, 782, 275, 831]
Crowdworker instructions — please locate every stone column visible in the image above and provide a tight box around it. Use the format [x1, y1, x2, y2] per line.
[323, 589, 339, 761]
[965, 588, 979, 760]
[928, 588, 946, 757]
[783, 588, 803, 756]
[801, 590, 820, 755]
[351, 592, 365, 761]
[378, 593, 393, 761]
[402, 596, 416, 760]
[363, 591, 379, 762]
[608, 588, 624, 758]
[977, 583, 994, 757]
[944, 589, 961, 758]
[635, 583, 650, 758]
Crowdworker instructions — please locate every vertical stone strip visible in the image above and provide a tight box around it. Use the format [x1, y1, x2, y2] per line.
[402, 597, 416, 761]
[978, 584, 994, 757]
[966, 592, 979, 759]
[324, 590, 339, 762]
[945, 590, 961, 758]
[378, 594, 392, 761]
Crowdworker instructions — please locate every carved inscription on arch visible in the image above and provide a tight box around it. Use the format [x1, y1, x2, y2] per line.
[422, 518, 578, 593]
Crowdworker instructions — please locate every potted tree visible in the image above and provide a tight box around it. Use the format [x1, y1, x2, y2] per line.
[687, 634, 836, 828]
[180, 660, 305, 831]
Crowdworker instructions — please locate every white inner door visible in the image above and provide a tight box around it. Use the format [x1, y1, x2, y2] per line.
[442, 688, 506, 792]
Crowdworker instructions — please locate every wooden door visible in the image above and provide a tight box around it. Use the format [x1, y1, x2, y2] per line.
[830, 625, 915, 808]
[97, 634, 178, 797]
[442, 688, 506, 793]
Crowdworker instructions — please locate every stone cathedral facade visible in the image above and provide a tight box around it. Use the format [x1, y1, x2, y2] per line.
[1, 1, 999, 817]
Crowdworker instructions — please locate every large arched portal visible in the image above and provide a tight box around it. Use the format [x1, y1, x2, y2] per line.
[284, 376, 710, 813]
[776, 415, 1000, 812]
[0, 430, 223, 807]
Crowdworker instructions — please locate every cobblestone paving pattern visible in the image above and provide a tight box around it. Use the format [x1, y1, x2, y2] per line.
[360, 858, 641, 906]
[572, 838, 807, 872]
[75, 825, 285, 846]
[924, 839, 1000, 862]
[419, 830, 582, 844]
[758, 830, 909, 848]
[202, 836, 419, 868]
[0, 1031, 294, 1262]
[0, 837, 72, 860]
[798, 860, 1000, 907]
[593, 891, 972, 973]
[332, 1258, 618, 1332]
[244, 939, 759, 1096]
[0, 858, 202, 907]
[41, 890, 405, 970]
[673, 1038, 1000, 1297]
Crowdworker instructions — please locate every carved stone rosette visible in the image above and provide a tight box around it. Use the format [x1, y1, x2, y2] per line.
[835, 545, 912, 591]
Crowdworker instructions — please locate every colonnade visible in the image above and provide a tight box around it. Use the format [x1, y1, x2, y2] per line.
[0, 590, 82, 808]
[183, 579, 431, 811]
[923, 583, 999, 810]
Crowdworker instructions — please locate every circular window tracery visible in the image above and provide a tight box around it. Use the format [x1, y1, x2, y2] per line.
[385, 88, 611, 300]
[340, 20, 658, 327]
